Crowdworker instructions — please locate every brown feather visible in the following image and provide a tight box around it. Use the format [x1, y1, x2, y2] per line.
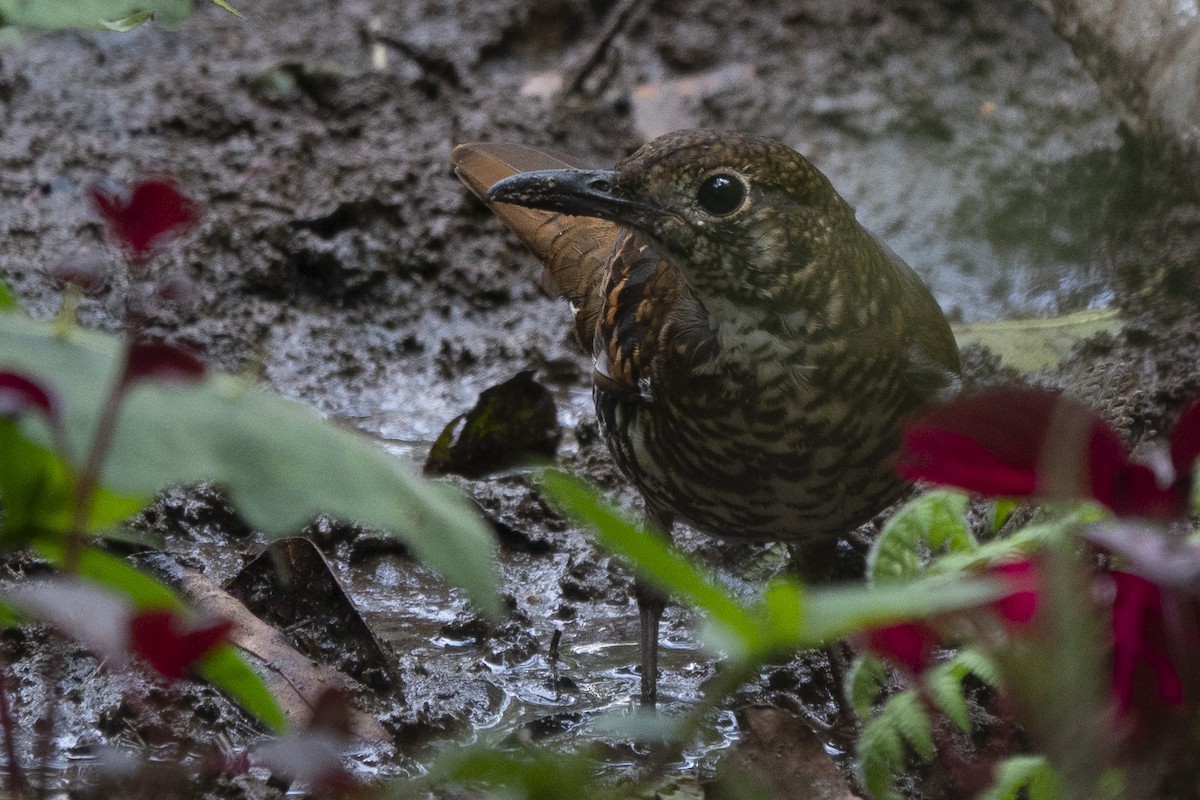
[451, 142, 619, 345]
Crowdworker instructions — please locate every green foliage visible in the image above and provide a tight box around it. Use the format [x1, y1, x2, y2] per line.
[798, 576, 1003, 645]
[929, 507, 1100, 576]
[0, 315, 500, 616]
[0, 0, 191, 29]
[992, 498, 1017, 532]
[388, 743, 613, 800]
[846, 655, 889, 718]
[857, 690, 934, 800]
[540, 469, 763, 657]
[0, 278, 14, 310]
[0, 419, 146, 545]
[542, 471, 1009, 663]
[206, 0, 241, 17]
[977, 756, 1063, 800]
[993, 544, 1110, 800]
[97, 11, 155, 31]
[853, 492, 1108, 799]
[868, 490, 974, 583]
[196, 646, 286, 733]
[33, 542, 286, 730]
[925, 648, 1000, 732]
[0, 0, 241, 32]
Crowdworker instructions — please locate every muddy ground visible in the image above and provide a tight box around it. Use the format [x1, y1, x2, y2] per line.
[2, 0, 1200, 797]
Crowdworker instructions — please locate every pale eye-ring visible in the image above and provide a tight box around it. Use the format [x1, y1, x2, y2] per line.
[696, 173, 748, 216]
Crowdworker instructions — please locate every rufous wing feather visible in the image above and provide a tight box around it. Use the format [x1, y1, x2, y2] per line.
[451, 142, 617, 346]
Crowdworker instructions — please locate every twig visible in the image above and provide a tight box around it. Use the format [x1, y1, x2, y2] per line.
[558, 0, 647, 101]
[372, 32, 461, 90]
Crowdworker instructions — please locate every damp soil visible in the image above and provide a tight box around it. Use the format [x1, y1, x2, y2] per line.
[2, 0, 1200, 797]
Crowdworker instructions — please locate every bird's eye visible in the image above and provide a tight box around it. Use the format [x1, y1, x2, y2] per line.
[695, 173, 748, 216]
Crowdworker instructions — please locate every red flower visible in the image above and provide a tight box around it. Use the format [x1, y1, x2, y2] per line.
[130, 610, 233, 679]
[0, 371, 58, 423]
[988, 560, 1039, 626]
[119, 341, 206, 391]
[91, 177, 200, 264]
[866, 621, 942, 674]
[865, 560, 1041, 673]
[899, 388, 1200, 520]
[1104, 570, 1199, 723]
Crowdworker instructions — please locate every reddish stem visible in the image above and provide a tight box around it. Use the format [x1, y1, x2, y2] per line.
[63, 347, 130, 573]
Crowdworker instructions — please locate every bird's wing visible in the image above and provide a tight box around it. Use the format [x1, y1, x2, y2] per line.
[451, 142, 620, 346]
[870, 233, 962, 401]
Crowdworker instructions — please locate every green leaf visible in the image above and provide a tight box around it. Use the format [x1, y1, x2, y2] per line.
[925, 648, 1001, 732]
[543, 471, 1009, 662]
[539, 470, 762, 657]
[34, 542, 286, 731]
[926, 670, 968, 732]
[97, 10, 153, 30]
[856, 690, 934, 800]
[401, 743, 609, 800]
[0, 419, 147, 545]
[35, 541, 183, 608]
[992, 543, 1109, 800]
[0, 0, 192, 29]
[0, 278, 14, 310]
[759, 577, 804, 649]
[208, 0, 242, 17]
[0, 599, 24, 628]
[991, 498, 1017, 532]
[846, 655, 888, 719]
[977, 756, 1064, 800]
[929, 507, 1099, 577]
[868, 490, 975, 584]
[798, 573, 1006, 646]
[197, 645, 286, 732]
[0, 315, 500, 616]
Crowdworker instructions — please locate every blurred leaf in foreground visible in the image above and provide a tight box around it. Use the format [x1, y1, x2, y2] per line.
[541, 469, 1010, 662]
[0, 0, 191, 29]
[0, 314, 500, 616]
[21, 543, 286, 731]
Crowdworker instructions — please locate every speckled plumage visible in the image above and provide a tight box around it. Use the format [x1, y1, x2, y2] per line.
[452, 130, 961, 703]
[453, 130, 960, 544]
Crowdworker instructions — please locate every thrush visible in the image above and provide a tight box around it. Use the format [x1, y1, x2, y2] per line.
[451, 130, 961, 705]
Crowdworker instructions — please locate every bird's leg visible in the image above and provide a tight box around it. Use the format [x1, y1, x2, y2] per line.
[636, 505, 673, 708]
[788, 539, 867, 730]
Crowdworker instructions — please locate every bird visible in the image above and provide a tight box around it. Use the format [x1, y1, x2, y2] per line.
[451, 130, 961, 706]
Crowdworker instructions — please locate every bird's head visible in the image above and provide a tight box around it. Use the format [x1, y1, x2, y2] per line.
[483, 130, 862, 308]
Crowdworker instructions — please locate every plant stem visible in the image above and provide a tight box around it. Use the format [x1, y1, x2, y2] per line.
[64, 346, 130, 573]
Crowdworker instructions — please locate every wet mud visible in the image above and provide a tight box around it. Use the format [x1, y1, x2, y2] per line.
[1, 0, 1199, 797]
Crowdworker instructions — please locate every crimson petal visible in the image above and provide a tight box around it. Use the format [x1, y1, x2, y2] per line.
[0, 371, 59, 423]
[120, 341, 206, 390]
[987, 560, 1039, 626]
[900, 388, 1133, 510]
[1106, 462, 1189, 520]
[130, 610, 233, 679]
[91, 178, 200, 262]
[865, 622, 941, 675]
[1170, 397, 1200, 482]
[1107, 571, 1185, 717]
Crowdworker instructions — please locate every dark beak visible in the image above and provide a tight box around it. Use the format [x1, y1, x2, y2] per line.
[483, 168, 651, 225]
